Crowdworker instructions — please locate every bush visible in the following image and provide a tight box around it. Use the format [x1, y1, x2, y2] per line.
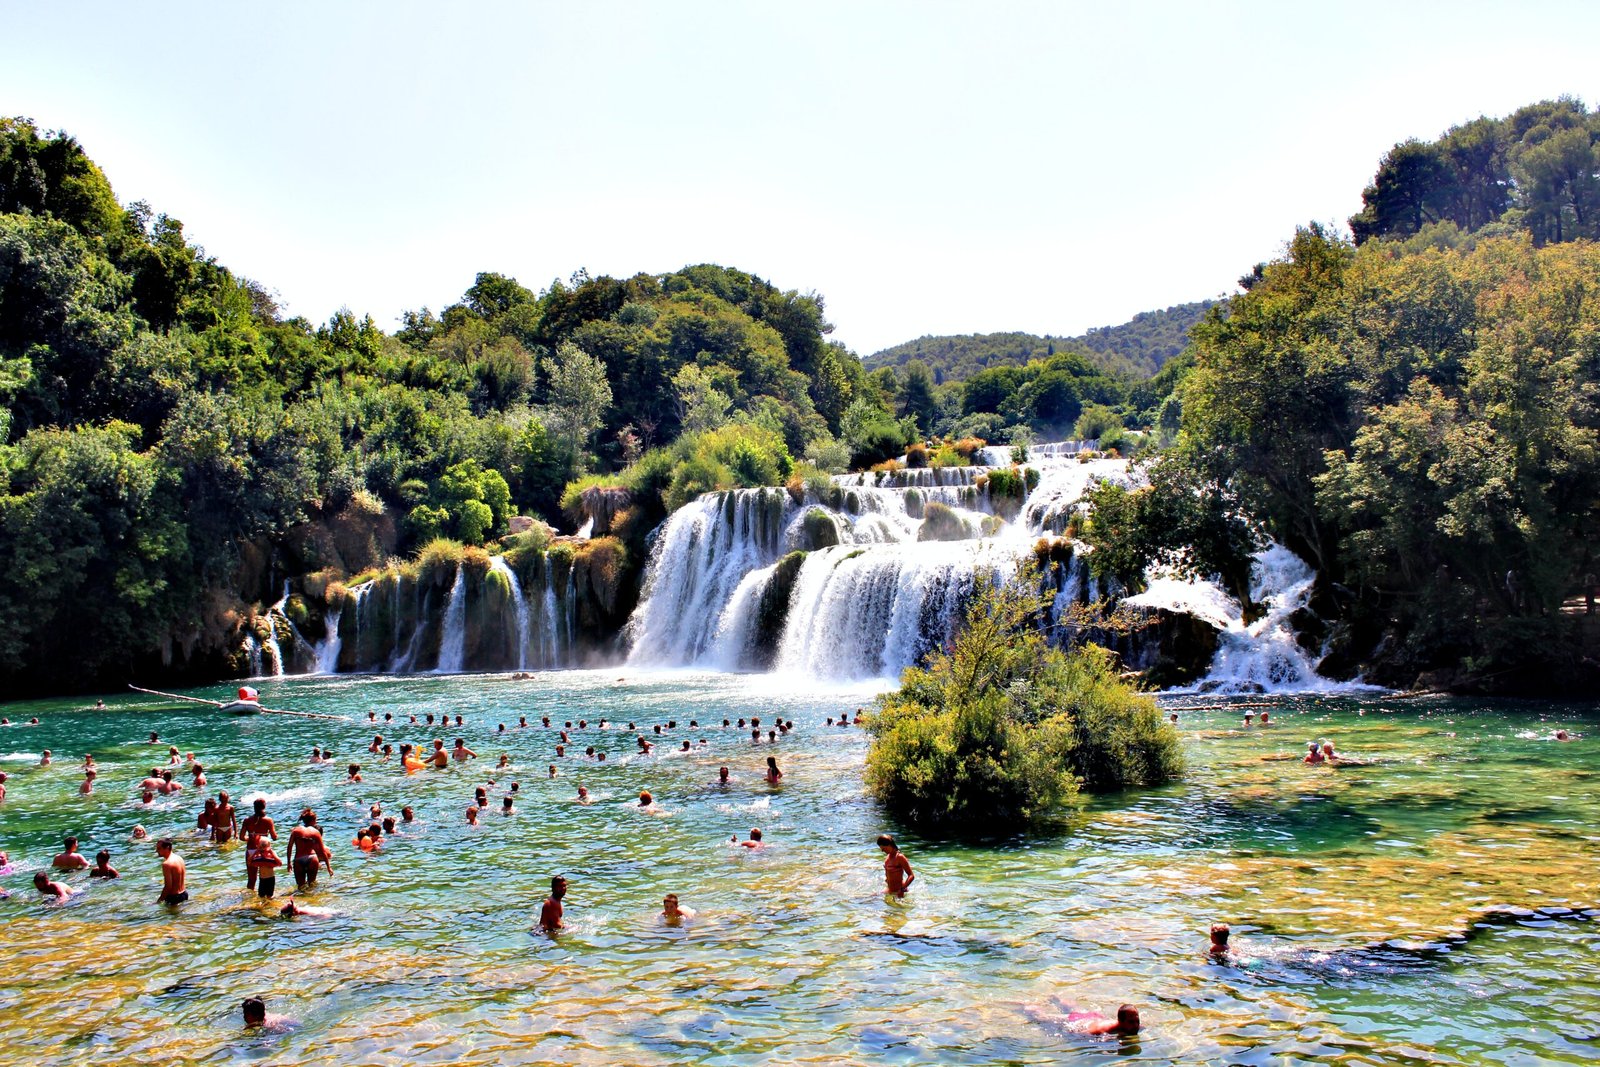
[785, 462, 835, 504]
[929, 444, 964, 468]
[951, 436, 986, 460]
[457, 498, 494, 544]
[905, 442, 930, 468]
[864, 566, 1182, 831]
[918, 501, 970, 542]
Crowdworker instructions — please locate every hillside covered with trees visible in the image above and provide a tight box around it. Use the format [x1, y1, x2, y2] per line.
[865, 301, 1213, 381]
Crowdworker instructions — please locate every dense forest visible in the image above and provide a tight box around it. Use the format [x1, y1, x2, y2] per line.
[866, 301, 1212, 381]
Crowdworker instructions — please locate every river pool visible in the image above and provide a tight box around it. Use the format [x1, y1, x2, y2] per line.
[0, 672, 1595, 1066]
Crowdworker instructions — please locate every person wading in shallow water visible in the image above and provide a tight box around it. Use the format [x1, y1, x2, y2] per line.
[241, 800, 276, 890]
[878, 834, 915, 897]
[539, 876, 568, 933]
[156, 838, 187, 906]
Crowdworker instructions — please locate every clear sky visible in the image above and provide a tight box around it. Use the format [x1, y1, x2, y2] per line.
[4, 1, 1598, 354]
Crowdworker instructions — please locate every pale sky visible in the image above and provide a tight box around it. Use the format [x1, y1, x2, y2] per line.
[4, 2, 1597, 355]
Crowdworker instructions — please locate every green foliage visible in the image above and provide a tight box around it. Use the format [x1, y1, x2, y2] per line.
[864, 567, 1183, 831]
[918, 501, 970, 542]
[1349, 98, 1600, 247]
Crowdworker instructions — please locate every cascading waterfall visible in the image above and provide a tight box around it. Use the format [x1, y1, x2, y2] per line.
[244, 633, 263, 677]
[262, 583, 289, 677]
[1123, 544, 1360, 694]
[625, 448, 1364, 691]
[433, 565, 468, 673]
[490, 556, 532, 671]
[315, 608, 343, 674]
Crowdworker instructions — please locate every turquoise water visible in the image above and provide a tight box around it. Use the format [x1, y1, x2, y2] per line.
[0, 672, 1596, 1065]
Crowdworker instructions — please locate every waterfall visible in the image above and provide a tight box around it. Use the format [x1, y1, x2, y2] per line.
[575, 517, 594, 539]
[491, 556, 532, 671]
[315, 607, 343, 674]
[262, 582, 289, 677]
[244, 632, 263, 677]
[434, 564, 467, 673]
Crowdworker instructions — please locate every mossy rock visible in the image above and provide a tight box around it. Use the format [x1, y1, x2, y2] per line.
[980, 515, 1005, 536]
[904, 487, 924, 520]
[751, 551, 807, 668]
[919, 501, 971, 542]
[799, 508, 840, 550]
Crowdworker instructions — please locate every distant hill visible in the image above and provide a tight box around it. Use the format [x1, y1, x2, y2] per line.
[866, 300, 1214, 382]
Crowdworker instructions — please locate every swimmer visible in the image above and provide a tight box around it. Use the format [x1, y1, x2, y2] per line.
[401, 806, 416, 826]
[53, 836, 91, 870]
[131, 825, 148, 841]
[502, 796, 515, 815]
[765, 756, 783, 783]
[248, 835, 282, 898]
[639, 790, 654, 808]
[215, 791, 238, 843]
[549, 764, 558, 779]
[148, 732, 159, 744]
[1209, 923, 1230, 957]
[451, 738, 477, 762]
[1303, 741, 1325, 765]
[735, 827, 764, 850]
[497, 754, 512, 769]
[34, 872, 73, 899]
[1243, 713, 1254, 727]
[1555, 729, 1572, 741]
[466, 805, 480, 826]
[0, 772, 6, 802]
[199, 798, 219, 837]
[89, 850, 119, 879]
[751, 729, 761, 744]
[380, 745, 393, 762]
[347, 763, 362, 783]
[40, 749, 52, 767]
[241, 996, 295, 1031]
[539, 876, 567, 932]
[1259, 712, 1272, 726]
[156, 838, 187, 906]
[279, 897, 332, 919]
[1169, 712, 1178, 724]
[287, 809, 332, 889]
[79, 768, 96, 795]
[662, 893, 695, 924]
[430, 740, 449, 769]
[681, 741, 691, 752]
[369, 735, 383, 754]
[576, 785, 590, 804]
[141, 789, 155, 805]
[878, 834, 914, 897]
[167, 745, 181, 765]
[714, 767, 732, 786]
[240, 799, 276, 889]
[309, 747, 324, 764]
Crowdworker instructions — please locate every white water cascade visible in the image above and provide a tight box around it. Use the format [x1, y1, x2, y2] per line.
[627, 456, 1131, 679]
[262, 583, 289, 677]
[315, 607, 343, 674]
[490, 556, 532, 671]
[626, 447, 1366, 692]
[433, 565, 468, 673]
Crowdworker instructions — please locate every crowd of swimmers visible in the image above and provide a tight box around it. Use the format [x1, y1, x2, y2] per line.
[9, 697, 1583, 1040]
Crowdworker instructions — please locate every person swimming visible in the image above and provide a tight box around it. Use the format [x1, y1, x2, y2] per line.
[661, 893, 695, 924]
[1303, 741, 1325, 765]
[1209, 923, 1230, 957]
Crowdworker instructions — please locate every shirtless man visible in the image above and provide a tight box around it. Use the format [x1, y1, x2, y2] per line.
[1209, 923, 1231, 958]
[89, 850, 119, 879]
[79, 769, 96, 795]
[0, 771, 7, 803]
[713, 767, 732, 786]
[661, 893, 695, 924]
[430, 740, 449, 769]
[159, 770, 183, 794]
[156, 838, 187, 905]
[214, 791, 239, 843]
[1303, 741, 1325, 765]
[53, 836, 91, 870]
[878, 834, 914, 897]
[287, 808, 332, 890]
[451, 739, 477, 762]
[34, 872, 73, 899]
[736, 828, 764, 850]
[191, 764, 206, 788]
[539, 876, 568, 933]
[241, 799, 276, 890]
